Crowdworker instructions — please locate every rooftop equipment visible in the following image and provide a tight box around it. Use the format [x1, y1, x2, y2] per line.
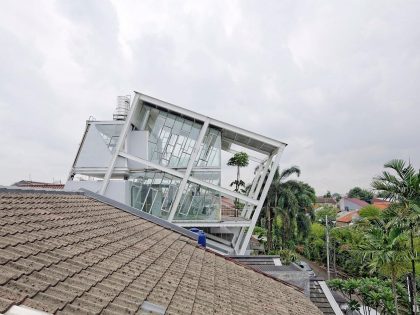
[113, 95, 130, 120]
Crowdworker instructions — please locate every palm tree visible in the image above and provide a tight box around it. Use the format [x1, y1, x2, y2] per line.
[372, 159, 420, 313]
[262, 166, 316, 251]
[263, 166, 300, 251]
[357, 220, 411, 315]
[228, 152, 249, 213]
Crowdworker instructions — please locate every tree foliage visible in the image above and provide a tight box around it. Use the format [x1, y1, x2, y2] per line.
[359, 205, 381, 219]
[347, 186, 374, 203]
[315, 205, 338, 222]
[227, 152, 249, 209]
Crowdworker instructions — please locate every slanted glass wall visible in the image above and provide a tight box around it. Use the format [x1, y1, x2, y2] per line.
[129, 171, 221, 221]
[174, 182, 221, 221]
[129, 104, 223, 221]
[195, 128, 221, 168]
[140, 104, 221, 169]
[142, 105, 202, 168]
[130, 171, 181, 220]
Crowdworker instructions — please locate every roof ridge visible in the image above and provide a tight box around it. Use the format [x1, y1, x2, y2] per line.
[79, 188, 198, 241]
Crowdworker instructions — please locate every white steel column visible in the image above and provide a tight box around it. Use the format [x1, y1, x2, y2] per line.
[234, 154, 274, 253]
[245, 154, 274, 220]
[240, 163, 262, 218]
[100, 93, 141, 195]
[238, 147, 284, 255]
[167, 119, 209, 222]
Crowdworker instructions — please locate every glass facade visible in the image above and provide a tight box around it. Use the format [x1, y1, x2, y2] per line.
[127, 105, 224, 221]
[130, 171, 181, 220]
[145, 106, 202, 168]
[174, 182, 221, 221]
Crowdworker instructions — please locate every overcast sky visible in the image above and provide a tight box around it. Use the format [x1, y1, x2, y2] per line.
[0, 0, 419, 195]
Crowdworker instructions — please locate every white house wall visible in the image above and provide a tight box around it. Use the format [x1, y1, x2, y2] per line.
[65, 180, 130, 204]
[127, 130, 149, 169]
[74, 124, 127, 170]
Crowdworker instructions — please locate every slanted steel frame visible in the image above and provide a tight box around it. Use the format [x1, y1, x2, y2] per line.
[99, 92, 286, 253]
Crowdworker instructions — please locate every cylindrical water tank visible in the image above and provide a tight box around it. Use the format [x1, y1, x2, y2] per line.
[113, 95, 130, 120]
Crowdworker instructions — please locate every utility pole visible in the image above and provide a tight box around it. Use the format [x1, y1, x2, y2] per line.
[325, 215, 330, 280]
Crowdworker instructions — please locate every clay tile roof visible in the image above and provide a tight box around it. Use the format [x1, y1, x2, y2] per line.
[0, 188, 321, 315]
[337, 211, 359, 223]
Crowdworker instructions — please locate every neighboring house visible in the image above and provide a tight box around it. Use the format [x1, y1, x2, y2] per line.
[338, 198, 368, 212]
[0, 188, 321, 315]
[371, 198, 390, 210]
[12, 180, 64, 190]
[336, 210, 360, 226]
[316, 197, 338, 208]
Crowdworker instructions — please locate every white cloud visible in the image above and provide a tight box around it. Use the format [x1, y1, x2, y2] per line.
[0, 0, 419, 194]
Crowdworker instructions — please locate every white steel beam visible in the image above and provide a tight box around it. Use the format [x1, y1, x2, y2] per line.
[238, 147, 284, 255]
[168, 119, 209, 222]
[138, 92, 287, 149]
[245, 154, 274, 219]
[119, 151, 259, 206]
[234, 154, 274, 254]
[100, 93, 141, 195]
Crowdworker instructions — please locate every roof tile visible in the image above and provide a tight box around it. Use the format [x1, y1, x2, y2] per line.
[0, 190, 321, 314]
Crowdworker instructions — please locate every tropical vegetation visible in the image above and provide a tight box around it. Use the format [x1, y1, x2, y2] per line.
[254, 159, 419, 314]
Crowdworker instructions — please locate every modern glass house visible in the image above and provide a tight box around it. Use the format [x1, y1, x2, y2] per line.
[66, 92, 287, 254]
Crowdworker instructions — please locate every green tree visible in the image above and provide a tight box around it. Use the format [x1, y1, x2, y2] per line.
[332, 192, 342, 202]
[357, 220, 411, 315]
[227, 152, 249, 193]
[372, 158, 420, 312]
[262, 166, 300, 251]
[315, 205, 338, 222]
[348, 186, 374, 203]
[359, 205, 381, 219]
[323, 191, 332, 198]
[227, 152, 249, 210]
[277, 180, 315, 247]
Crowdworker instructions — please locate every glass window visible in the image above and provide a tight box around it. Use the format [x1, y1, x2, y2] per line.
[174, 182, 221, 221]
[142, 105, 204, 168]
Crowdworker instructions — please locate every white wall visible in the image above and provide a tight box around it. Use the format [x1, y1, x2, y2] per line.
[65, 180, 130, 204]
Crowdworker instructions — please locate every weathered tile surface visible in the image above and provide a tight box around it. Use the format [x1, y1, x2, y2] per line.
[0, 191, 322, 314]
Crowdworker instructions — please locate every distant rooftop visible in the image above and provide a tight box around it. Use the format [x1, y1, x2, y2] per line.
[12, 180, 64, 190]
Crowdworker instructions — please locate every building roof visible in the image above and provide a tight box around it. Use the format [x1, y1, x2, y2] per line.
[316, 197, 337, 204]
[12, 181, 65, 190]
[371, 198, 390, 210]
[337, 210, 359, 223]
[343, 198, 369, 207]
[0, 188, 321, 315]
